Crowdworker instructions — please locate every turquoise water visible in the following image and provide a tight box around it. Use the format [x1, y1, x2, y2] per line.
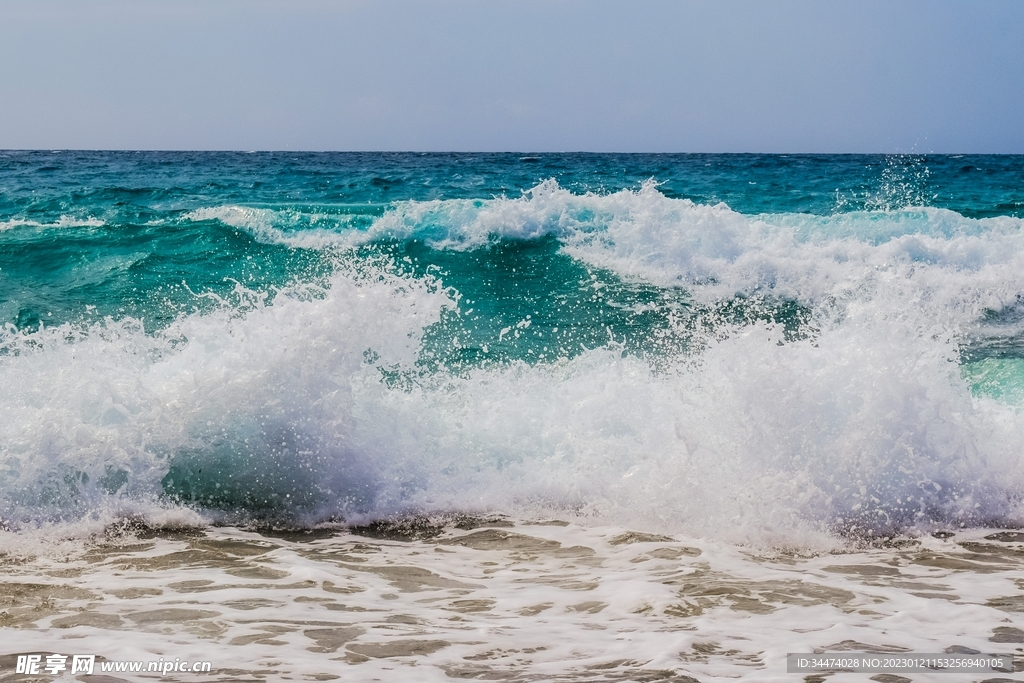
[3, 151, 1024, 541]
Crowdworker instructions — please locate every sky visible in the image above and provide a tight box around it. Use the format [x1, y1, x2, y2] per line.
[1, 0, 1022, 153]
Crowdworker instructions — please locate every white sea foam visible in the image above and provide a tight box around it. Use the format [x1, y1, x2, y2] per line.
[1, 282, 1022, 545]
[0, 266, 453, 529]
[359, 181, 1024, 315]
[6, 185, 1024, 545]
[183, 205, 372, 249]
[3, 524, 1023, 682]
[191, 182, 1024, 317]
[0, 215, 104, 232]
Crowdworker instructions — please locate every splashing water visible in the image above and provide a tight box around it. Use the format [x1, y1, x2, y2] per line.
[2, 152, 1024, 547]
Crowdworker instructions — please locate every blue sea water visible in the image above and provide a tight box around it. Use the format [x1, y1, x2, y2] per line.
[2, 151, 1024, 543]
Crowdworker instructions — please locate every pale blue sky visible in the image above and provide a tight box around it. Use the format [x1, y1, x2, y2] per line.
[2, 0, 1022, 152]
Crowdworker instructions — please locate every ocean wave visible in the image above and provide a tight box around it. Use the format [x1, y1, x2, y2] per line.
[6, 182, 1024, 545]
[189, 182, 1024, 309]
[182, 205, 376, 249]
[1, 251, 1023, 545]
[193, 184, 1024, 382]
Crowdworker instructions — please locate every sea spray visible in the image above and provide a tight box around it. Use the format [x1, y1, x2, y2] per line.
[2, 152, 1024, 545]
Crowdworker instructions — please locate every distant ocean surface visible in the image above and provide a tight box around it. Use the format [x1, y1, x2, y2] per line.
[7, 152, 1024, 683]
[3, 151, 1024, 544]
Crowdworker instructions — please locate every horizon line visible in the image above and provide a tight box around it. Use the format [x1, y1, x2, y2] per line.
[4, 149, 1024, 156]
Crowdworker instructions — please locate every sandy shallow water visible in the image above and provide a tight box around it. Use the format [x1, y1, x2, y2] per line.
[2, 521, 1024, 682]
